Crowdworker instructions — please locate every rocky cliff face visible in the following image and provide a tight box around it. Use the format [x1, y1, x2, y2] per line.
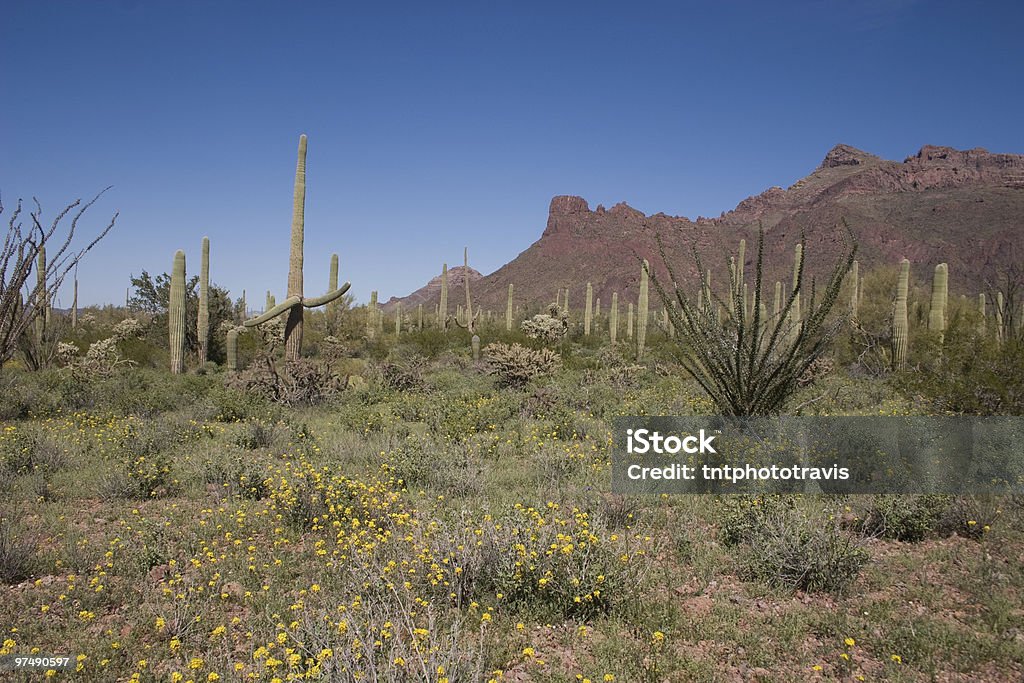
[386, 144, 1024, 314]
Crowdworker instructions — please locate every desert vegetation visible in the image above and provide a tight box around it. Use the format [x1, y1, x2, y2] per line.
[2, 137, 1023, 682]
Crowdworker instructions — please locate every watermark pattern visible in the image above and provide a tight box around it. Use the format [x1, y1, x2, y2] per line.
[612, 416, 1024, 494]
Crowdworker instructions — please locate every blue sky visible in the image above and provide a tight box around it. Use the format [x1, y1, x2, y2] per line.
[3, 1, 1022, 307]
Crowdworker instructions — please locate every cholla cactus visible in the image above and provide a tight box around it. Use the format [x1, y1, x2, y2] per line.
[242, 135, 351, 360]
[484, 342, 560, 387]
[111, 318, 143, 342]
[520, 303, 569, 344]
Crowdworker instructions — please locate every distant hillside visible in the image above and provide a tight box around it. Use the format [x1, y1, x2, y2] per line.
[387, 144, 1024, 314]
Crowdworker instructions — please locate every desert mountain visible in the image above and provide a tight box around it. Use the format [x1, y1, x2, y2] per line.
[389, 144, 1024, 314]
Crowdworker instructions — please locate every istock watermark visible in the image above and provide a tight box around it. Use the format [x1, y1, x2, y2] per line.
[612, 416, 1024, 495]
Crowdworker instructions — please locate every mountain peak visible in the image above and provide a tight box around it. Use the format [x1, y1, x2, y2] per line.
[820, 144, 877, 168]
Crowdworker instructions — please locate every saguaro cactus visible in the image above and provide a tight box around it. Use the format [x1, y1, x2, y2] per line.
[471, 334, 480, 361]
[417, 303, 424, 330]
[627, 302, 634, 339]
[328, 253, 339, 311]
[637, 260, 650, 360]
[71, 274, 78, 329]
[610, 292, 619, 344]
[243, 135, 351, 360]
[506, 283, 514, 331]
[35, 247, 46, 343]
[892, 258, 910, 370]
[439, 263, 449, 330]
[584, 283, 593, 336]
[169, 250, 186, 374]
[265, 291, 275, 311]
[849, 260, 859, 320]
[226, 327, 239, 371]
[197, 236, 210, 365]
[367, 291, 378, 339]
[978, 293, 987, 334]
[454, 247, 480, 334]
[928, 263, 948, 337]
[395, 303, 402, 336]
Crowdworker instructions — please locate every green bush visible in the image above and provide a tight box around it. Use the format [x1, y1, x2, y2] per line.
[726, 499, 868, 594]
[855, 495, 954, 542]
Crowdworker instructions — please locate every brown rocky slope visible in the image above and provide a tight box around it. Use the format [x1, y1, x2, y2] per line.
[389, 144, 1024, 314]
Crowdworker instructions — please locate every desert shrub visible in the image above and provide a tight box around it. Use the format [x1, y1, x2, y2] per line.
[731, 501, 868, 594]
[227, 358, 344, 406]
[373, 358, 426, 392]
[0, 517, 38, 585]
[0, 425, 67, 475]
[520, 304, 569, 344]
[899, 328, 1024, 415]
[484, 342, 561, 388]
[233, 418, 277, 450]
[427, 505, 652, 619]
[717, 495, 795, 547]
[855, 495, 954, 542]
[200, 450, 270, 500]
[204, 383, 274, 423]
[425, 392, 520, 442]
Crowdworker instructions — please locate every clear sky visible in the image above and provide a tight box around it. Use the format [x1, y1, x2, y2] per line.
[3, 1, 1022, 307]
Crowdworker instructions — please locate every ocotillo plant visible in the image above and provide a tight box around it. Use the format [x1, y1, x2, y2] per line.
[243, 135, 351, 360]
[506, 283, 514, 332]
[610, 292, 619, 343]
[892, 258, 910, 370]
[197, 236, 210, 365]
[584, 283, 593, 336]
[439, 263, 449, 331]
[928, 263, 948, 337]
[647, 225, 855, 416]
[637, 260, 649, 360]
[169, 250, 186, 374]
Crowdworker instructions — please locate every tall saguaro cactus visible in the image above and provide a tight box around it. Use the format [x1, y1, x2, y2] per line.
[439, 263, 449, 330]
[71, 272, 78, 329]
[637, 260, 650, 360]
[584, 283, 593, 336]
[169, 250, 186, 374]
[367, 291, 378, 339]
[928, 263, 948, 338]
[627, 302, 634, 339]
[849, 260, 859, 320]
[197, 236, 210, 365]
[226, 327, 239, 371]
[35, 247, 47, 343]
[243, 135, 351, 359]
[610, 292, 619, 344]
[506, 283, 514, 331]
[454, 247, 479, 334]
[892, 258, 910, 370]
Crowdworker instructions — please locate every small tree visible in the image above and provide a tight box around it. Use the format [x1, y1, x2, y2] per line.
[647, 224, 856, 416]
[0, 189, 117, 372]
